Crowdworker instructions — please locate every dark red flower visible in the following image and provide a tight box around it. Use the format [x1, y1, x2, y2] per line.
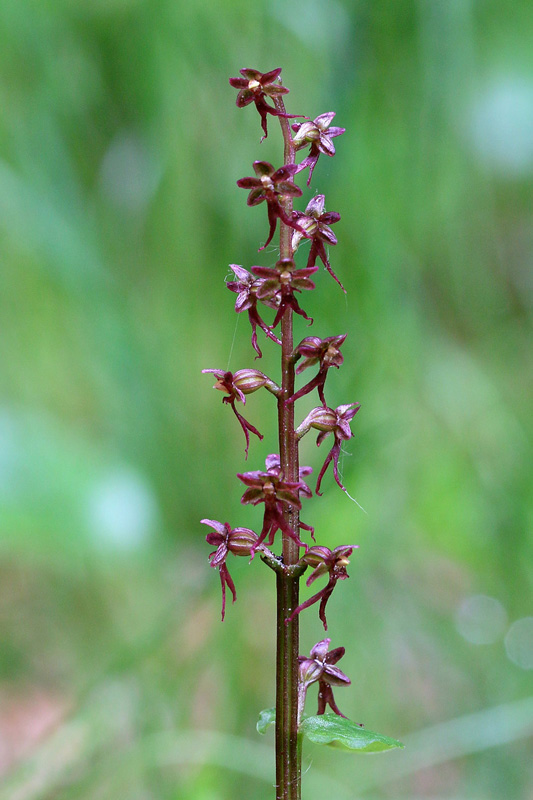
[238, 454, 314, 554]
[229, 68, 302, 140]
[287, 545, 356, 630]
[202, 368, 280, 458]
[292, 112, 345, 185]
[298, 638, 351, 718]
[226, 265, 281, 358]
[251, 259, 318, 328]
[296, 403, 361, 495]
[292, 194, 344, 292]
[201, 519, 259, 620]
[287, 334, 347, 406]
[237, 161, 306, 250]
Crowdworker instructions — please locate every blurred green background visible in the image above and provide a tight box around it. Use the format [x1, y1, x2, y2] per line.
[1, 0, 532, 798]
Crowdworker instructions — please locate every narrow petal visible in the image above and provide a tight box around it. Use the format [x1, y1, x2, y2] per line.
[229, 76, 248, 88]
[318, 135, 336, 157]
[276, 181, 302, 197]
[201, 518, 227, 536]
[314, 112, 336, 130]
[305, 195, 326, 216]
[325, 645, 348, 666]
[253, 160, 275, 177]
[240, 487, 266, 505]
[239, 68, 263, 80]
[235, 89, 254, 108]
[272, 163, 299, 182]
[248, 187, 267, 206]
[201, 368, 225, 378]
[327, 126, 346, 138]
[320, 211, 341, 225]
[237, 176, 261, 189]
[210, 543, 229, 567]
[235, 290, 253, 312]
[229, 264, 252, 282]
[264, 84, 289, 96]
[260, 67, 283, 85]
[310, 638, 331, 660]
[318, 225, 338, 246]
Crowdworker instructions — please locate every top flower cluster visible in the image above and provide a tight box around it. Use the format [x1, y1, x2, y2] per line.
[229, 68, 345, 185]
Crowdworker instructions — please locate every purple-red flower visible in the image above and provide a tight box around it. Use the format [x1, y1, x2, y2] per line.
[292, 112, 345, 185]
[287, 545, 356, 630]
[202, 368, 279, 458]
[201, 519, 259, 620]
[237, 161, 306, 251]
[298, 638, 351, 717]
[262, 453, 314, 489]
[287, 334, 347, 406]
[292, 195, 344, 292]
[226, 265, 281, 358]
[296, 403, 361, 495]
[229, 68, 302, 140]
[251, 259, 318, 329]
[238, 454, 314, 553]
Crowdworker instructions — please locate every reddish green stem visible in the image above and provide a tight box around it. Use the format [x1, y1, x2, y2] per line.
[274, 95, 302, 800]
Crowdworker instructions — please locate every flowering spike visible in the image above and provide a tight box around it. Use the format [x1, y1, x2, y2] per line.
[200, 70, 382, 793]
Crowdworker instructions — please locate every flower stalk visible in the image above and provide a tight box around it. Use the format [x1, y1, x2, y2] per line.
[199, 68, 403, 799]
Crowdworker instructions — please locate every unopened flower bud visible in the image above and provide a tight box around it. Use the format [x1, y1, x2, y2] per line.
[296, 407, 336, 439]
[307, 407, 337, 430]
[299, 545, 332, 578]
[228, 527, 259, 556]
[233, 369, 268, 394]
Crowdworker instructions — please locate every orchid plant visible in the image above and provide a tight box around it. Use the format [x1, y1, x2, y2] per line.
[202, 67, 403, 800]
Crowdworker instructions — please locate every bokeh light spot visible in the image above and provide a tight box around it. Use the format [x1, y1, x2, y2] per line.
[505, 617, 533, 670]
[467, 76, 533, 176]
[455, 594, 508, 645]
[86, 468, 159, 551]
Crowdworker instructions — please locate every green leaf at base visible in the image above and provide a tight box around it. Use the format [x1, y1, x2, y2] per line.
[257, 708, 276, 735]
[300, 715, 404, 753]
